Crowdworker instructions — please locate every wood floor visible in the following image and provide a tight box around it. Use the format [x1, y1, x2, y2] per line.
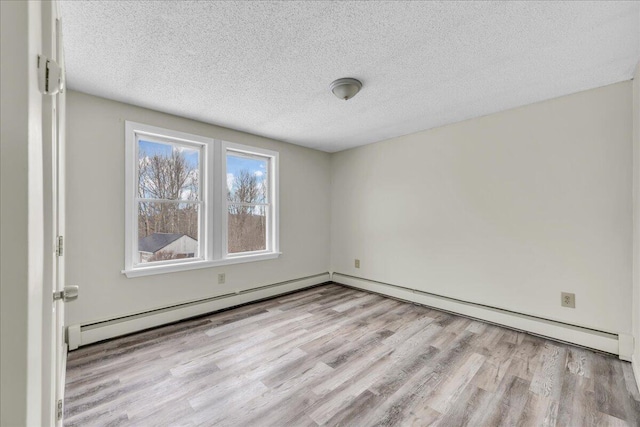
[64, 283, 640, 426]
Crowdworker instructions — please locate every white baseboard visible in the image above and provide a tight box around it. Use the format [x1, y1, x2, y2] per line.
[67, 325, 80, 350]
[58, 343, 67, 426]
[618, 334, 634, 361]
[633, 354, 640, 391]
[68, 273, 330, 349]
[333, 273, 619, 355]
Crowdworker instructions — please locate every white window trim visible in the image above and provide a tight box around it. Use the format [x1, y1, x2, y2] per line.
[123, 122, 280, 278]
[122, 253, 282, 278]
[223, 141, 280, 258]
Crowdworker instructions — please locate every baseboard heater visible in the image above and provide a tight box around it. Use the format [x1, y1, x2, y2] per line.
[332, 273, 629, 359]
[67, 273, 330, 350]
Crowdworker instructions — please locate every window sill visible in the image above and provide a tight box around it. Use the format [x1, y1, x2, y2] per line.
[122, 252, 282, 278]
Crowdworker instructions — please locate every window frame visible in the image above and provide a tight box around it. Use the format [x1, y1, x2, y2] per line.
[135, 137, 207, 267]
[124, 122, 280, 278]
[223, 141, 279, 258]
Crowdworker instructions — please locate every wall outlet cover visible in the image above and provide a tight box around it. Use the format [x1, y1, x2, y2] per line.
[355, 259, 360, 268]
[218, 273, 226, 284]
[561, 292, 575, 308]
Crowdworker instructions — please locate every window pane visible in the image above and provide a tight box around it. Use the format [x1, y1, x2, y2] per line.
[138, 139, 200, 201]
[226, 153, 268, 203]
[228, 204, 266, 253]
[138, 202, 199, 263]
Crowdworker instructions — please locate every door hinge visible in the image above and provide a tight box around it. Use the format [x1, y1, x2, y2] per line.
[37, 55, 63, 95]
[56, 399, 63, 421]
[56, 236, 63, 256]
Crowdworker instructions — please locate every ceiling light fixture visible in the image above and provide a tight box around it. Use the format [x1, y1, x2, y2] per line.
[330, 78, 362, 101]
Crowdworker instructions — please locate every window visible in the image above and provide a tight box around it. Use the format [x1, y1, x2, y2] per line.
[124, 122, 279, 277]
[226, 148, 271, 254]
[137, 139, 203, 264]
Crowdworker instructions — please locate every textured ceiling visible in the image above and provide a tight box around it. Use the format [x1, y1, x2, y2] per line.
[59, 1, 639, 152]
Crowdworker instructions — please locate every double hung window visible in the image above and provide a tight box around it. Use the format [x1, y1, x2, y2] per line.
[124, 122, 279, 277]
[225, 147, 273, 254]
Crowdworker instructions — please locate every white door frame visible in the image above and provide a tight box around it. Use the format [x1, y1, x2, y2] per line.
[54, 4, 68, 426]
[24, 2, 48, 425]
[41, 1, 68, 425]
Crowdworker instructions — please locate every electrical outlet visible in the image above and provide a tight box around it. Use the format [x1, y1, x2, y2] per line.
[355, 259, 360, 268]
[218, 273, 225, 284]
[561, 292, 575, 308]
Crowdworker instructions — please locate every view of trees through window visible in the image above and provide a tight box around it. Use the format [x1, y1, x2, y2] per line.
[227, 152, 269, 253]
[137, 140, 200, 263]
[136, 141, 270, 262]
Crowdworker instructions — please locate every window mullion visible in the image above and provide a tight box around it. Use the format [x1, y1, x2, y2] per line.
[212, 139, 224, 261]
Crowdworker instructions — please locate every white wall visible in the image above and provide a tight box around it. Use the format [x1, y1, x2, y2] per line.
[65, 91, 331, 327]
[331, 82, 633, 336]
[1, 1, 45, 425]
[633, 64, 640, 381]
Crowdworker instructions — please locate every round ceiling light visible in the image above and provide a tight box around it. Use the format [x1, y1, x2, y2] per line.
[330, 78, 362, 101]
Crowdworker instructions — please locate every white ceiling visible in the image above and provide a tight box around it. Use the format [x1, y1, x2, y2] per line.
[59, 1, 639, 153]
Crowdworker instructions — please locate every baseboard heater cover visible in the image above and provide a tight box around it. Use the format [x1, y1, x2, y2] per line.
[69, 273, 330, 349]
[332, 273, 620, 356]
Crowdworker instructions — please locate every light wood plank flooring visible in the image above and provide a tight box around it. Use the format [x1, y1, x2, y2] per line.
[64, 283, 640, 426]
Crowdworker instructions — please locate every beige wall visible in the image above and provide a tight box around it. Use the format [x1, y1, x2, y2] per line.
[331, 82, 633, 335]
[65, 91, 331, 326]
[1, 3, 30, 424]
